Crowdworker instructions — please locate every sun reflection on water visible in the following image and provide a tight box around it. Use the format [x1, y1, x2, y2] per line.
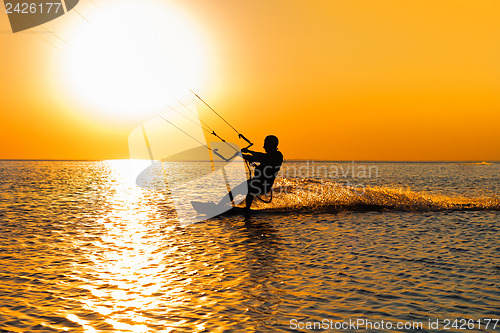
[66, 160, 175, 332]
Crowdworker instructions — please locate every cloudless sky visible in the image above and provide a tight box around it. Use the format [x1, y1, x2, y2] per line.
[1, 0, 499, 160]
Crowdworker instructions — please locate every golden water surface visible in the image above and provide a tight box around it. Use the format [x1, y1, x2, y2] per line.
[0, 161, 499, 332]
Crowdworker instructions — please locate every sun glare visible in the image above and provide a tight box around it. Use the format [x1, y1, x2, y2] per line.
[60, 0, 208, 121]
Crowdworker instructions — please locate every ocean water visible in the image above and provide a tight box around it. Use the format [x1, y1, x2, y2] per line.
[0, 160, 499, 332]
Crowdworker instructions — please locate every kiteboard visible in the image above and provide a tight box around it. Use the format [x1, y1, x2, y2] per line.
[191, 201, 256, 217]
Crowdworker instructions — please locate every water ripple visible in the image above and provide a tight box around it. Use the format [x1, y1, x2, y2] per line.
[0, 161, 499, 332]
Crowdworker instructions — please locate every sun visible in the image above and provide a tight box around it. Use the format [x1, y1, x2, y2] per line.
[59, 0, 208, 121]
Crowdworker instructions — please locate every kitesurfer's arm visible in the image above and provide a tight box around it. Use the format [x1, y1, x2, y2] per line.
[241, 148, 268, 163]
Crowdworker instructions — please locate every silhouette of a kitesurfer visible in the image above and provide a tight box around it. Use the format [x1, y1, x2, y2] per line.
[217, 135, 283, 214]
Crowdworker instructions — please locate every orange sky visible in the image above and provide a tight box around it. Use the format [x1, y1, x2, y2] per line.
[1, 0, 499, 161]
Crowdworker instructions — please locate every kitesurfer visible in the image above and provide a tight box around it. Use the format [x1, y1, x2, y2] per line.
[217, 135, 283, 214]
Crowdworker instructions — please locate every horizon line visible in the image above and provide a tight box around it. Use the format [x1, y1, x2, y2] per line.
[0, 159, 498, 163]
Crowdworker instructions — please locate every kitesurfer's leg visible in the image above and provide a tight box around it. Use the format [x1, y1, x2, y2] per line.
[216, 180, 248, 207]
[242, 194, 254, 219]
[245, 194, 254, 210]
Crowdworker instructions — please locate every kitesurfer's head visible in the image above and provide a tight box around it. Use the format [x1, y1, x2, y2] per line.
[264, 135, 279, 152]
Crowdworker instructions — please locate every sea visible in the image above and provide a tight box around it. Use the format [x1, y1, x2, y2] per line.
[0, 160, 499, 332]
